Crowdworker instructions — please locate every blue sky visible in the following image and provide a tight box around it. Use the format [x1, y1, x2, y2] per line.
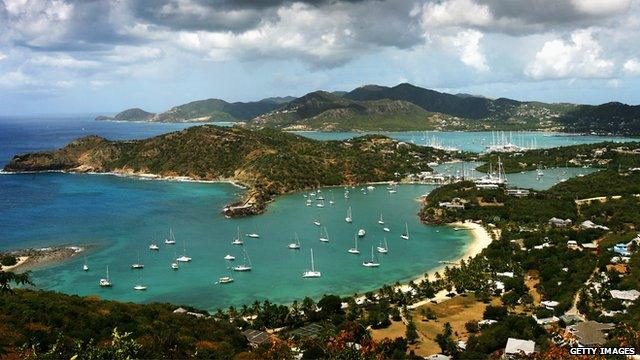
[1, 0, 640, 116]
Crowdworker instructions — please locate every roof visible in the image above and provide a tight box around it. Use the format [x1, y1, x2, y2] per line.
[569, 321, 615, 346]
[173, 307, 188, 314]
[242, 329, 273, 347]
[610, 289, 640, 301]
[426, 354, 451, 360]
[289, 322, 324, 338]
[505, 338, 535, 355]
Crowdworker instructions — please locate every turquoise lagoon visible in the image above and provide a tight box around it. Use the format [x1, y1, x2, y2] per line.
[0, 116, 623, 311]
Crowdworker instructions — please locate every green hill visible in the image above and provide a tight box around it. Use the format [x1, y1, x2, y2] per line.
[95, 108, 155, 121]
[3, 125, 456, 216]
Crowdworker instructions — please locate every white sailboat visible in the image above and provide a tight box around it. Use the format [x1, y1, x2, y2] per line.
[171, 262, 179, 270]
[383, 226, 390, 232]
[165, 228, 176, 245]
[378, 214, 384, 225]
[357, 228, 366, 237]
[224, 254, 236, 260]
[401, 222, 410, 240]
[363, 246, 380, 267]
[149, 243, 159, 250]
[345, 206, 353, 223]
[348, 235, 360, 254]
[246, 225, 260, 238]
[377, 238, 389, 254]
[302, 249, 321, 278]
[99, 266, 112, 287]
[232, 244, 252, 271]
[218, 259, 234, 284]
[133, 272, 147, 291]
[232, 226, 243, 245]
[319, 227, 329, 242]
[313, 219, 321, 226]
[288, 233, 301, 249]
[329, 191, 335, 205]
[83, 255, 89, 271]
[176, 235, 191, 262]
[131, 251, 144, 269]
[316, 201, 325, 208]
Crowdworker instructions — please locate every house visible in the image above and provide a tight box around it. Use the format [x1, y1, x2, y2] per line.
[610, 289, 640, 302]
[567, 321, 615, 346]
[505, 188, 530, 197]
[534, 315, 559, 325]
[580, 220, 610, 231]
[567, 240, 579, 249]
[581, 242, 598, 252]
[503, 338, 536, 358]
[549, 217, 572, 228]
[496, 271, 515, 278]
[242, 329, 275, 348]
[541, 300, 559, 309]
[612, 243, 631, 256]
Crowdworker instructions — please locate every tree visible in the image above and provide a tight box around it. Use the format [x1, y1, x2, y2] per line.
[0, 270, 32, 293]
[1, 256, 17, 267]
[405, 321, 419, 344]
[435, 322, 458, 357]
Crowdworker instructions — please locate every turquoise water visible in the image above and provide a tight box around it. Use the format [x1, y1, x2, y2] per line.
[3, 173, 467, 311]
[432, 162, 599, 190]
[295, 131, 636, 153]
[0, 116, 623, 312]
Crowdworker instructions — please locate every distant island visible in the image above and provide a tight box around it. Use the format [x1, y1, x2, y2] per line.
[3, 125, 457, 217]
[96, 83, 640, 135]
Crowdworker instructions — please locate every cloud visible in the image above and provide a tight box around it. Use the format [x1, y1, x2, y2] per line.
[30, 54, 100, 68]
[446, 30, 489, 71]
[623, 58, 640, 75]
[571, 0, 631, 15]
[0, 52, 6, 61]
[525, 29, 614, 79]
[419, 0, 492, 28]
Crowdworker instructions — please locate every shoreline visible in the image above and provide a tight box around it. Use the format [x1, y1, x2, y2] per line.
[1, 246, 85, 273]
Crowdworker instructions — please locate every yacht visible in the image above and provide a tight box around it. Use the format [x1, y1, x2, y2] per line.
[401, 222, 410, 240]
[149, 243, 159, 251]
[232, 245, 252, 271]
[378, 214, 384, 225]
[345, 206, 353, 223]
[176, 235, 192, 262]
[377, 238, 389, 254]
[362, 246, 380, 267]
[232, 226, 243, 245]
[316, 201, 325, 208]
[165, 228, 177, 245]
[131, 251, 144, 269]
[288, 233, 301, 249]
[224, 254, 236, 261]
[133, 284, 147, 291]
[348, 235, 360, 254]
[329, 191, 335, 205]
[367, 185, 375, 191]
[357, 229, 366, 237]
[302, 249, 321, 278]
[383, 227, 390, 232]
[388, 188, 397, 194]
[319, 227, 329, 242]
[99, 266, 112, 287]
[218, 276, 234, 284]
[344, 190, 350, 199]
[313, 219, 321, 226]
[171, 262, 179, 270]
[83, 255, 89, 271]
[246, 226, 260, 238]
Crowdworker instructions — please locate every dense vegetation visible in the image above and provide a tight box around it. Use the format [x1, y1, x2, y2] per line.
[4, 125, 454, 216]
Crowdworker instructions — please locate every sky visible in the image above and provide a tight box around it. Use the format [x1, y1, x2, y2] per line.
[1, 0, 640, 116]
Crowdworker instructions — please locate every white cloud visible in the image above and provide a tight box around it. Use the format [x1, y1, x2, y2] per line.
[30, 54, 100, 69]
[445, 30, 489, 72]
[525, 29, 614, 79]
[0, 70, 34, 88]
[572, 0, 631, 15]
[420, 0, 493, 28]
[0, 52, 6, 61]
[623, 58, 640, 75]
[607, 78, 621, 88]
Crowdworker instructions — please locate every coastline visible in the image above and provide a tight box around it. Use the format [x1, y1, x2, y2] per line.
[1, 246, 84, 273]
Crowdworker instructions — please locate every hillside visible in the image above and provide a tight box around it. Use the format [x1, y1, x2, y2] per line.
[95, 108, 155, 121]
[559, 102, 640, 135]
[3, 125, 457, 216]
[0, 289, 249, 358]
[96, 98, 285, 123]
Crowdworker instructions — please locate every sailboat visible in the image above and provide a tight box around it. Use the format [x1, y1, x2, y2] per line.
[83, 255, 89, 271]
[313, 219, 321, 226]
[377, 238, 389, 254]
[131, 251, 144, 269]
[171, 251, 179, 270]
[329, 191, 335, 205]
[165, 228, 176, 245]
[357, 229, 366, 237]
[232, 244, 252, 271]
[348, 235, 360, 254]
[316, 200, 325, 208]
[246, 225, 260, 238]
[378, 214, 384, 225]
[383, 226, 390, 232]
[149, 242, 159, 250]
[401, 222, 410, 240]
[288, 233, 301, 249]
[319, 227, 329, 242]
[218, 259, 234, 284]
[344, 189, 350, 199]
[345, 206, 353, 223]
[302, 249, 321, 278]
[99, 266, 112, 287]
[232, 227, 243, 245]
[224, 254, 235, 261]
[176, 235, 191, 262]
[133, 271, 147, 291]
[363, 246, 380, 267]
